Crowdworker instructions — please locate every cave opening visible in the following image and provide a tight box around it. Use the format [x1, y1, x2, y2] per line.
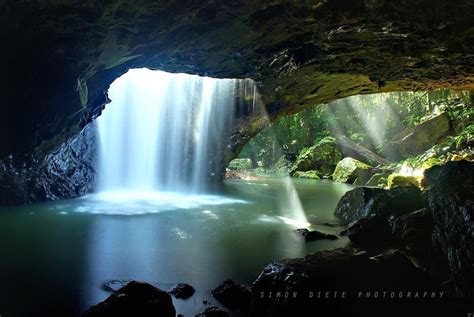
[232, 89, 472, 184]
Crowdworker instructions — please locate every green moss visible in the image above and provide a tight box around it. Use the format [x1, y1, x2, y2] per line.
[228, 158, 252, 170]
[293, 170, 320, 179]
[332, 157, 372, 183]
[421, 157, 443, 169]
[365, 172, 388, 187]
[290, 136, 342, 176]
[386, 173, 422, 189]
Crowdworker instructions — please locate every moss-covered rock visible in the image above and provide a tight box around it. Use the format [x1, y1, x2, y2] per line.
[421, 157, 443, 169]
[425, 161, 474, 297]
[334, 186, 424, 226]
[270, 155, 291, 174]
[228, 158, 252, 171]
[384, 112, 453, 160]
[365, 172, 389, 187]
[332, 157, 374, 184]
[290, 137, 341, 177]
[386, 173, 423, 189]
[292, 170, 320, 179]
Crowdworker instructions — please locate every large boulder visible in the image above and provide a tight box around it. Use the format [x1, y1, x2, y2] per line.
[387, 173, 423, 189]
[292, 170, 320, 179]
[211, 279, 251, 310]
[290, 137, 342, 177]
[83, 281, 176, 317]
[365, 172, 390, 187]
[332, 157, 377, 184]
[168, 283, 195, 299]
[424, 161, 474, 297]
[334, 186, 424, 226]
[251, 247, 436, 316]
[384, 112, 453, 160]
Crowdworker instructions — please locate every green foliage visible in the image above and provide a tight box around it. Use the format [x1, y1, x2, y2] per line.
[228, 158, 252, 170]
[293, 170, 320, 179]
[238, 89, 472, 172]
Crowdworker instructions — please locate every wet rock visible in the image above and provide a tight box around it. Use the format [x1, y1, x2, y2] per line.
[195, 306, 229, 317]
[392, 208, 433, 255]
[251, 246, 435, 316]
[425, 161, 474, 297]
[334, 186, 423, 226]
[365, 172, 389, 187]
[101, 279, 132, 292]
[292, 170, 320, 179]
[332, 157, 376, 184]
[83, 281, 175, 317]
[211, 279, 251, 309]
[347, 216, 392, 248]
[169, 283, 195, 299]
[290, 137, 342, 177]
[294, 228, 338, 241]
[0, 124, 96, 205]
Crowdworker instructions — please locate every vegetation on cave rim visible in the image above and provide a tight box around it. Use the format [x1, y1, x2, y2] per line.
[234, 89, 473, 187]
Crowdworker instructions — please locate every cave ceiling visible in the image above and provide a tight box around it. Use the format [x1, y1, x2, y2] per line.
[1, 0, 473, 158]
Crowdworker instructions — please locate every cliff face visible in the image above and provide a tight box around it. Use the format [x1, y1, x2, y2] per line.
[0, 124, 96, 205]
[1, 0, 473, 159]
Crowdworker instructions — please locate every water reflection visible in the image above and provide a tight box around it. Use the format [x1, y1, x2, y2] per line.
[0, 177, 353, 316]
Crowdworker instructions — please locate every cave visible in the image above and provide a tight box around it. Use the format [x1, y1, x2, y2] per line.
[0, 1, 473, 317]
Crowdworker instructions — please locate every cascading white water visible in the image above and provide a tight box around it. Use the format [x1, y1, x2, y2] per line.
[96, 68, 256, 196]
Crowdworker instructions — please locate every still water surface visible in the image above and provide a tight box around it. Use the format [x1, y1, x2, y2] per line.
[0, 176, 352, 316]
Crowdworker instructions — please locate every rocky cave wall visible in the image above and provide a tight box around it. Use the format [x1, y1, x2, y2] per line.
[0, 0, 473, 204]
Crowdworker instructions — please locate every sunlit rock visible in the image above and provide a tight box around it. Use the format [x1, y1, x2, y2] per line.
[364, 172, 390, 187]
[292, 170, 320, 179]
[290, 137, 341, 177]
[384, 112, 453, 160]
[387, 173, 423, 189]
[332, 157, 375, 184]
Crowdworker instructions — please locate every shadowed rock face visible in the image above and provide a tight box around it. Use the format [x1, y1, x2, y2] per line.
[0, 124, 96, 205]
[425, 161, 474, 298]
[1, 0, 473, 160]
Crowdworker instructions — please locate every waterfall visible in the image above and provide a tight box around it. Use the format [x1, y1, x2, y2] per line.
[96, 68, 256, 195]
